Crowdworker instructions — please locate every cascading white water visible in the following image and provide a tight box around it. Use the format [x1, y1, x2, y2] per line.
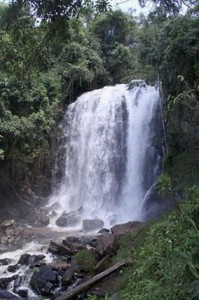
[50, 83, 161, 227]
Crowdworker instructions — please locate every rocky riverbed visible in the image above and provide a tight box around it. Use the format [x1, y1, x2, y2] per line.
[0, 217, 144, 300]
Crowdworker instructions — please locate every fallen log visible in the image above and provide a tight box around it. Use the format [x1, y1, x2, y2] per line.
[56, 258, 132, 300]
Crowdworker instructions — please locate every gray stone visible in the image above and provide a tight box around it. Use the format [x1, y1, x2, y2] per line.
[0, 258, 11, 265]
[55, 215, 68, 227]
[48, 241, 76, 256]
[96, 234, 117, 257]
[61, 268, 75, 287]
[111, 221, 144, 238]
[30, 265, 59, 296]
[82, 219, 104, 231]
[37, 211, 50, 226]
[1, 219, 15, 228]
[0, 290, 20, 299]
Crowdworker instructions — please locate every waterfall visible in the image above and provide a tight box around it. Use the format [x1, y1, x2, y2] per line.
[50, 83, 163, 227]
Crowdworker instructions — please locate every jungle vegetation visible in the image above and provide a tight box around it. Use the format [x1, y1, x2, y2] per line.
[0, 0, 198, 185]
[0, 1, 198, 297]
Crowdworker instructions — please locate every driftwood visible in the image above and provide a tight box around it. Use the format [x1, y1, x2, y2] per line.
[56, 258, 132, 300]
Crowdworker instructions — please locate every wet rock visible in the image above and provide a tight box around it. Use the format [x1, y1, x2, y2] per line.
[55, 214, 68, 227]
[61, 268, 75, 287]
[0, 290, 20, 299]
[1, 236, 9, 244]
[6, 228, 14, 236]
[17, 254, 31, 265]
[80, 236, 98, 248]
[13, 277, 21, 290]
[8, 264, 19, 273]
[0, 276, 17, 289]
[49, 210, 57, 218]
[18, 289, 28, 298]
[96, 234, 118, 257]
[48, 241, 76, 256]
[55, 211, 80, 227]
[37, 211, 50, 226]
[18, 254, 45, 266]
[98, 228, 111, 234]
[8, 237, 15, 244]
[111, 221, 144, 238]
[65, 236, 80, 243]
[30, 265, 59, 296]
[62, 239, 86, 252]
[82, 219, 104, 231]
[0, 258, 11, 265]
[38, 254, 46, 260]
[45, 202, 60, 212]
[1, 219, 15, 228]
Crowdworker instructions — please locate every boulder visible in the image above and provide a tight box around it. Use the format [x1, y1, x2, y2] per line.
[18, 289, 28, 298]
[0, 258, 11, 265]
[80, 235, 98, 247]
[56, 212, 80, 227]
[65, 236, 80, 244]
[111, 221, 144, 238]
[82, 219, 104, 231]
[55, 214, 68, 227]
[1, 219, 15, 228]
[0, 276, 17, 289]
[7, 264, 19, 273]
[6, 228, 14, 236]
[48, 241, 76, 256]
[0, 236, 9, 244]
[37, 211, 50, 226]
[96, 234, 118, 257]
[30, 265, 59, 296]
[13, 277, 21, 291]
[62, 238, 86, 252]
[98, 228, 110, 234]
[17, 254, 31, 265]
[0, 290, 20, 300]
[61, 268, 75, 287]
[17, 254, 45, 266]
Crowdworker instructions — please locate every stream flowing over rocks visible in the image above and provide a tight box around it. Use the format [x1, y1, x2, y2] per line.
[0, 219, 143, 299]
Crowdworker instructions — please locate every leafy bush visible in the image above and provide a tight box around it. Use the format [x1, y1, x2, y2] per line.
[75, 249, 97, 273]
[119, 186, 199, 300]
[156, 173, 172, 197]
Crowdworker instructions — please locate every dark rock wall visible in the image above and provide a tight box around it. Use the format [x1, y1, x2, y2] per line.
[165, 101, 199, 155]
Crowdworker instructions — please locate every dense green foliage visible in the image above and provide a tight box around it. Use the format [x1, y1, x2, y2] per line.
[137, 8, 199, 95]
[139, 0, 197, 14]
[0, 0, 198, 298]
[75, 249, 97, 273]
[116, 186, 199, 300]
[0, 0, 198, 187]
[0, 1, 139, 187]
[89, 10, 137, 83]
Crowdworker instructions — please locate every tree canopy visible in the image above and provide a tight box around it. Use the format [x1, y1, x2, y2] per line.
[0, 0, 198, 190]
[138, 0, 197, 14]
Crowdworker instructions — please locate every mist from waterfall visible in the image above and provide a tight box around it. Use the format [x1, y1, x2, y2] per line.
[50, 83, 162, 227]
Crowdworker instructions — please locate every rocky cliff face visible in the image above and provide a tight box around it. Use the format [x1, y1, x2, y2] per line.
[166, 101, 199, 155]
